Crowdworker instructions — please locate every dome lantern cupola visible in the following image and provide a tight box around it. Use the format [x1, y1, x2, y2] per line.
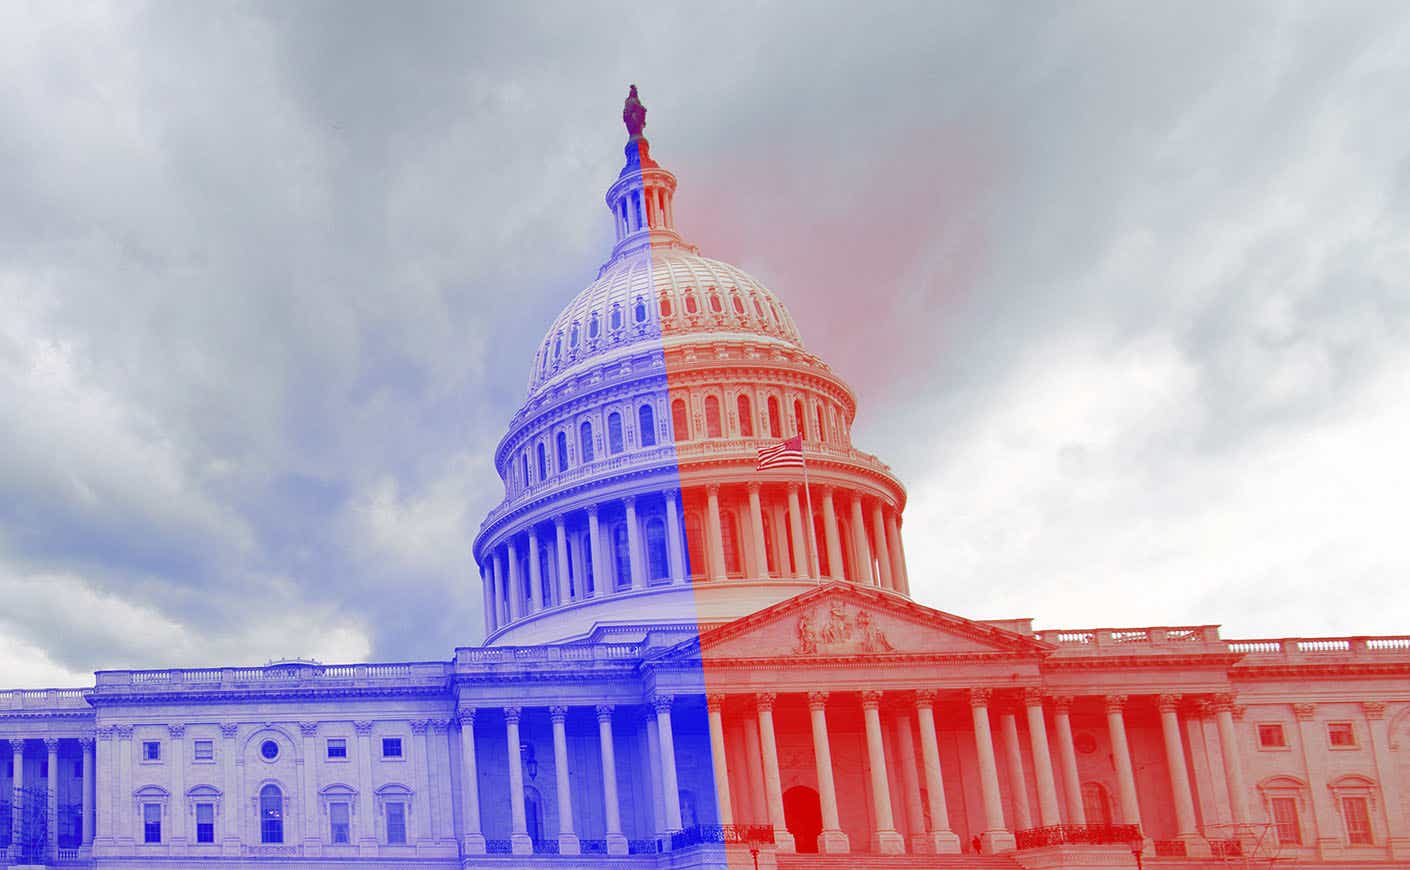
[604, 85, 690, 263]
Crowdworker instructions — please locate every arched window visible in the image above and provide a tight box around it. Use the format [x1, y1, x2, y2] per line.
[731, 294, 745, 314]
[569, 322, 580, 348]
[704, 396, 723, 438]
[709, 292, 722, 313]
[816, 406, 826, 443]
[536, 443, 547, 480]
[608, 412, 624, 454]
[793, 399, 806, 437]
[684, 512, 705, 579]
[260, 784, 283, 844]
[638, 404, 656, 447]
[610, 306, 622, 331]
[635, 300, 647, 323]
[1081, 783, 1112, 827]
[761, 512, 777, 575]
[767, 397, 782, 439]
[553, 335, 562, 360]
[645, 517, 669, 581]
[539, 545, 553, 605]
[721, 510, 741, 576]
[671, 399, 689, 441]
[521, 453, 530, 488]
[556, 431, 568, 472]
[813, 514, 830, 576]
[588, 313, 600, 340]
[613, 524, 631, 589]
[685, 293, 698, 315]
[579, 421, 594, 463]
[769, 301, 780, 323]
[737, 394, 754, 437]
[753, 297, 765, 318]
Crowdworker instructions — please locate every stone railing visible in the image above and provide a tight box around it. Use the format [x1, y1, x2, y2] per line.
[1226, 635, 1410, 662]
[480, 438, 895, 531]
[1033, 625, 1223, 654]
[1015, 823, 1142, 850]
[671, 824, 776, 850]
[0, 688, 92, 709]
[457, 643, 643, 667]
[94, 661, 451, 689]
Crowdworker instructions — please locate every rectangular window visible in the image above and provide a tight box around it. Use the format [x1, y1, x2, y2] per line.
[142, 741, 161, 761]
[1327, 722, 1356, 748]
[193, 740, 214, 761]
[1344, 796, 1373, 845]
[326, 738, 347, 759]
[73, 761, 83, 778]
[385, 802, 406, 844]
[381, 737, 402, 759]
[330, 802, 350, 844]
[1258, 723, 1287, 748]
[1271, 797, 1300, 845]
[143, 803, 161, 844]
[195, 803, 215, 843]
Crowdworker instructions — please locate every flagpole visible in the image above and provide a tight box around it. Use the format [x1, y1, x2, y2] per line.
[800, 436, 821, 583]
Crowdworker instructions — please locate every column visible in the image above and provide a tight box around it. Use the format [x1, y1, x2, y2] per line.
[46, 738, 59, 858]
[663, 489, 685, 583]
[885, 511, 909, 594]
[821, 488, 844, 580]
[527, 527, 544, 612]
[786, 484, 809, 578]
[410, 721, 433, 843]
[1051, 696, 1086, 825]
[770, 501, 789, 578]
[95, 729, 114, 847]
[806, 693, 849, 853]
[80, 737, 95, 847]
[1157, 695, 1207, 852]
[549, 707, 580, 854]
[971, 689, 1016, 852]
[755, 694, 796, 852]
[554, 516, 572, 604]
[741, 714, 767, 826]
[747, 484, 768, 578]
[10, 739, 23, 855]
[914, 692, 960, 853]
[505, 541, 524, 620]
[456, 710, 486, 854]
[849, 494, 875, 584]
[220, 724, 242, 852]
[432, 721, 456, 847]
[1024, 691, 1063, 828]
[624, 496, 646, 589]
[504, 708, 531, 854]
[871, 501, 893, 589]
[1211, 694, 1249, 833]
[893, 711, 927, 851]
[586, 506, 604, 597]
[861, 691, 905, 854]
[354, 722, 376, 850]
[705, 485, 727, 580]
[294, 723, 317, 851]
[595, 706, 628, 855]
[1000, 709, 1033, 831]
[644, 711, 665, 836]
[491, 552, 506, 626]
[481, 567, 496, 636]
[1293, 703, 1340, 858]
[1104, 696, 1143, 830]
[652, 696, 683, 833]
[115, 726, 133, 845]
[1363, 702, 1410, 859]
[705, 696, 734, 827]
[168, 727, 188, 847]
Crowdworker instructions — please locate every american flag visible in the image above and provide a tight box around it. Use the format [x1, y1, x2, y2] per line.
[756, 435, 804, 470]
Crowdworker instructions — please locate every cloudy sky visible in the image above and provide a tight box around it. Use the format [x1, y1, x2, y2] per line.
[2, 1, 1407, 686]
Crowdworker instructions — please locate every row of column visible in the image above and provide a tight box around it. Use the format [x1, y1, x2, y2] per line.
[455, 699, 686, 857]
[483, 484, 910, 634]
[7, 736, 95, 855]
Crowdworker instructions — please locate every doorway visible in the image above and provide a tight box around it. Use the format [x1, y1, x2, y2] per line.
[783, 786, 823, 853]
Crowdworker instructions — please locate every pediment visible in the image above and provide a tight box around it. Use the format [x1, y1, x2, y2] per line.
[656, 583, 1053, 662]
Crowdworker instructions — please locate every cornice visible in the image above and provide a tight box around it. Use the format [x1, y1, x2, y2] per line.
[1230, 662, 1410, 680]
[1041, 653, 1245, 672]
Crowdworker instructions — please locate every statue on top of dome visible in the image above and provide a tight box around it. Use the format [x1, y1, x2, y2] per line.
[623, 84, 647, 139]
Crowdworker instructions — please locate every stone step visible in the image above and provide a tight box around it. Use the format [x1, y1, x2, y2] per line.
[776, 853, 1022, 870]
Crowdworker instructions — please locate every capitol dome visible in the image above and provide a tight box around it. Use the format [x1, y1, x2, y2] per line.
[474, 87, 911, 646]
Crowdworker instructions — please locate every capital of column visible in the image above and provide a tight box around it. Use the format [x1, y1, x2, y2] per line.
[1022, 687, 1046, 707]
[1103, 694, 1128, 714]
[914, 689, 937, 709]
[43, 736, 60, 751]
[747, 481, 761, 495]
[860, 689, 884, 710]
[457, 708, 477, 726]
[554, 514, 566, 529]
[353, 721, 375, 736]
[410, 719, 430, 735]
[1190, 699, 1212, 718]
[1050, 694, 1075, 713]
[504, 706, 523, 725]
[787, 482, 800, 495]
[1209, 692, 1236, 713]
[622, 494, 635, 508]
[429, 719, 450, 733]
[807, 691, 829, 712]
[95, 727, 114, 741]
[7, 738, 24, 753]
[167, 724, 187, 738]
[549, 706, 569, 723]
[755, 692, 777, 713]
[706, 483, 720, 496]
[586, 504, 599, 518]
[595, 704, 614, 723]
[706, 694, 727, 713]
[78, 736, 95, 750]
[220, 723, 240, 739]
[969, 688, 993, 709]
[1362, 701, 1386, 719]
[114, 725, 134, 740]
[298, 722, 319, 737]
[1157, 693, 1183, 713]
[1292, 703, 1316, 721]
[650, 694, 674, 714]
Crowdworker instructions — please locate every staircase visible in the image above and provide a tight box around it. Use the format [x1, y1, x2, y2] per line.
[776, 853, 1023, 870]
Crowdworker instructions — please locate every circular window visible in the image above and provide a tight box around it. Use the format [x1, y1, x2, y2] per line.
[260, 740, 279, 761]
[1074, 732, 1097, 755]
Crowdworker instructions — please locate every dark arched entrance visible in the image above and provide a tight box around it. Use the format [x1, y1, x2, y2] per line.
[783, 786, 823, 853]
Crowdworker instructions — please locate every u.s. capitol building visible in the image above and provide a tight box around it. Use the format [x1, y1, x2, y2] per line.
[2, 89, 1407, 870]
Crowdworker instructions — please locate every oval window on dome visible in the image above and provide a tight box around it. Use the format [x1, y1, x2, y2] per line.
[610, 306, 622, 331]
[709, 292, 722, 314]
[754, 297, 765, 318]
[685, 293, 698, 315]
[659, 297, 672, 318]
[553, 336, 562, 360]
[569, 323, 580, 348]
[769, 301, 780, 324]
[731, 294, 745, 315]
[589, 313, 600, 339]
[634, 300, 647, 323]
